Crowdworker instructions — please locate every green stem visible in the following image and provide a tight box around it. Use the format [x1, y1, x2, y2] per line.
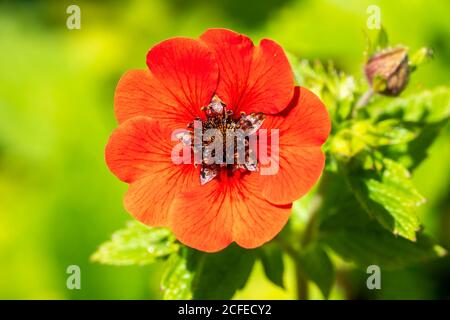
[277, 238, 307, 300]
[294, 258, 309, 300]
[281, 209, 318, 299]
[296, 184, 326, 299]
[295, 206, 319, 300]
[277, 176, 328, 300]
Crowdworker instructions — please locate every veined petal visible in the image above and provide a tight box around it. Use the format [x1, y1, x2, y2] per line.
[105, 116, 199, 225]
[169, 171, 292, 252]
[200, 28, 294, 115]
[124, 165, 199, 226]
[258, 86, 331, 204]
[115, 37, 218, 129]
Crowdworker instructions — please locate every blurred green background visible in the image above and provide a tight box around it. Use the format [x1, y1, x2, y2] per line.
[0, 0, 449, 299]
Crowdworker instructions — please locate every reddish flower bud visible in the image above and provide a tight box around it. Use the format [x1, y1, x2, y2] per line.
[365, 47, 409, 96]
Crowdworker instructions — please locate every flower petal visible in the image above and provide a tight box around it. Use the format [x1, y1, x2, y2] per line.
[115, 37, 218, 129]
[105, 116, 199, 225]
[200, 28, 294, 115]
[169, 171, 292, 252]
[114, 70, 191, 130]
[124, 165, 199, 226]
[258, 86, 331, 204]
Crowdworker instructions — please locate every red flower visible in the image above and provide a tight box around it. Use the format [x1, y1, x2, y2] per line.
[105, 29, 330, 252]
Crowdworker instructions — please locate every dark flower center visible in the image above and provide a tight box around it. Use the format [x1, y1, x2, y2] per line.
[176, 95, 265, 185]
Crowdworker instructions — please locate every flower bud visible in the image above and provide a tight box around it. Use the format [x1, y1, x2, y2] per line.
[365, 47, 409, 96]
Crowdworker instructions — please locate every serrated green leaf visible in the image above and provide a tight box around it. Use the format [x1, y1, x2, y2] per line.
[330, 126, 367, 159]
[91, 221, 178, 266]
[299, 244, 334, 298]
[370, 87, 450, 124]
[355, 87, 449, 170]
[318, 173, 445, 269]
[330, 119, 417, 160]
[161, 244, 256, 300]
[365, 119, 418, 146]
[259, 244, 285, 289]
[161, 249, 194, 300]
[322, 226, 445, 269]
[348, 158, 424, 240]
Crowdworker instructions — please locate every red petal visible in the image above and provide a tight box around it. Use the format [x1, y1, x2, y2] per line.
[115, 38, 218, 129]
[258, 86, 331, 204]
[124, 165, 199, 226]
[105, 117, 199, 225]
[169, 171, 291, 252]
[200, 28, 294, 115]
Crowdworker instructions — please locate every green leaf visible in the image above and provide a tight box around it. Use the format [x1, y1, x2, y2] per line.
[365, 119, 418, 146]
[330, 125, 367, 159]
[298, 244, 334, 298]
[191, 245, 256, 299]
[91, 221, 178, 266]
[409, 47, 433, 71]
[401, 119, 448, 169]
[161, 249, 195, 300]
[330, 120, 417, 160]
[293, 59, 359, 123]
[258, 244, 285, 288]
[370, 87, 450, 124]
[161, 244, 256, 300]
[323, 225, 445, 269]
[376, 27, 389, 50]
[371, 87, 450, 169]
[365, 27, 389, 58]
[348, 158, 425, 241]
[318, 173, 446, 269]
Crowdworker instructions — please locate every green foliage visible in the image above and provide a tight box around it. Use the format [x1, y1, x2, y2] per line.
[365, 27, 389, 58]
[161, 249, 195, 299]
[189, 245, 256, 299]
[298, 244, 334, 298]
[324, 227, 445, 269]
[258, 244, 285, 288]
[319, 176, 445, 268]
[162, 245, 256, 300]
[409, 47, 434, 71]
[294, 59, 361, 124]
[347, 158, 424, 240]
[91, 221, 179, 266]
[330, 120, 418, 159]
[368, 88, 450, 169]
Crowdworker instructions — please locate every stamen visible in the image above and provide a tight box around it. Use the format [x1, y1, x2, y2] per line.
[210, 95, 224, 114]
[200, 165, 218, 185]
[176, 94, 266, 185]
